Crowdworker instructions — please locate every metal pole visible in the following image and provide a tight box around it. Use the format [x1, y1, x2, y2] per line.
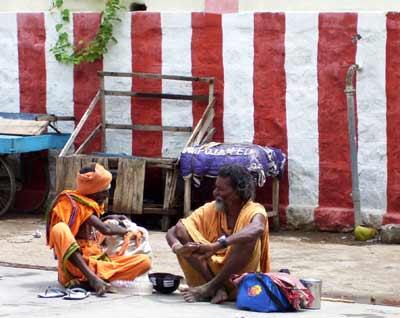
[344, 64, 361, 226]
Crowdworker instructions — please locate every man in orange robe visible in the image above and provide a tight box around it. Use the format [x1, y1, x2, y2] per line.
[47, 163, 151, 296]
[166, 164, 270, 304]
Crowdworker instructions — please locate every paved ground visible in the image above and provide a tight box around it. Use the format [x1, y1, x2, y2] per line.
[1, 214, 400, 308]
[2, 266, 400, 318]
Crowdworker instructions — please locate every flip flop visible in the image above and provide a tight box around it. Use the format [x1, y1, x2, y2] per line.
[63, 287, 90, 300]
[38, 286, 67, 298]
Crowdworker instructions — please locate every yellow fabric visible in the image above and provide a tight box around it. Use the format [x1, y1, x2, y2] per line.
[47, 192, 151, 286]
[180, 200, 270, 287]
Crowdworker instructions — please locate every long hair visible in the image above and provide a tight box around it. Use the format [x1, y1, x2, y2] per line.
[218, 164, 255, 202]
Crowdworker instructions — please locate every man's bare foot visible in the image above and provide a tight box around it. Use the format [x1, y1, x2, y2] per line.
[210, 288, 228, 304]
[88, 276, 111, 296]
[180, 285, 214, 303]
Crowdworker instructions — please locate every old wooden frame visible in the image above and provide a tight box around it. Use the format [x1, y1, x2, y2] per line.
[58, 71, 215, 230]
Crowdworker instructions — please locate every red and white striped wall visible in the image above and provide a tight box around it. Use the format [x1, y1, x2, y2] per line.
[1, 11, 399, 230]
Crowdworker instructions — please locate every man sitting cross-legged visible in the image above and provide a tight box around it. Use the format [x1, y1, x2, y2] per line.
[166, 164, 270, 303]
[46, 163, 151, 296]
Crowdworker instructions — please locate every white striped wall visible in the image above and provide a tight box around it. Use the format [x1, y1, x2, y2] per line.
[285, 12, 320, 227]
[0, 11, 398, 228]
[356, 12, 388, 226]
[103, 12, 133, 155]
[222, 13, 254, 143]
[45, 12, 74, 133]
[0, 13, 19, 113]
[161, 13, 193, 158]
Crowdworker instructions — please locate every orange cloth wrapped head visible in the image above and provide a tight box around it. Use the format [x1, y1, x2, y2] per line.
[76, 163, 112, 195]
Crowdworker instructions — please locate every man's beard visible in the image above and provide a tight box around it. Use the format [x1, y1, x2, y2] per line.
[215, 197, 225, 212]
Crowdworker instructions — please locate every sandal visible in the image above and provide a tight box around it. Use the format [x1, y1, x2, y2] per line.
[63, 287, 90, 300]
[38, 286, 67, 298]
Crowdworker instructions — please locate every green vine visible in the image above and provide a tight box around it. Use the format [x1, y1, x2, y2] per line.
[50, 0, 124, 64]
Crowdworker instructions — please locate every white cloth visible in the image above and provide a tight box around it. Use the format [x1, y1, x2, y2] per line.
[102, 219, 152, 257]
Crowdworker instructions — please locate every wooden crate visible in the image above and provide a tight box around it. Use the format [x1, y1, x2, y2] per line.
[57, 72, 215, 231]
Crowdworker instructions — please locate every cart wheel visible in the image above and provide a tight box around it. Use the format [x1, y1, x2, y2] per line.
[0, 157, 16, 216]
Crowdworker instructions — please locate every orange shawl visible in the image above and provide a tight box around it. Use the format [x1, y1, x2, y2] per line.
[46, 190, 104, 248]
[181, 200, 270, 272]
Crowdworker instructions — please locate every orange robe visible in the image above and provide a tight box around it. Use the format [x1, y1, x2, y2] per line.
[179, 200, 270, 288]
[46, 191, 151, 287]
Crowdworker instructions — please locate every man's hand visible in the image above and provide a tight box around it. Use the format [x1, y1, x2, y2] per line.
[173, 242, 200, 257]
[193, 242, 220, 260]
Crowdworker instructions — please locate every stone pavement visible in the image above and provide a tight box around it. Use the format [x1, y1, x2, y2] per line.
[2, 266, 400, 318]
[0, 215, 400, 308]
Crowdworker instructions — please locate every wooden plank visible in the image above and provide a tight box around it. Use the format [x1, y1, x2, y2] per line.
[183, 98, 215, 151]
[90, 157, 110, 209]
[194, 109, 215, 145]
[163, 170, 173, 209]
[168, 168, 179, 208]
[113, 158, 145, 214]
[103, 90, 209, 101]
[142, 207, 178, 216]
[100, 75, 106, 152]
[200, 127, 216, 145]
[54, 116, 75, 121]
[59, 90, 100, 157]
[75, 123, 102, 154]
[103, 156, 177, 166]
[0, 119, 48, 136]
[56, 156, 84, 193]
[105, 123, 192, 132]
[99, 71, 213, 83]
[55, 156, 67, 194]
[35, 114, 57, 122]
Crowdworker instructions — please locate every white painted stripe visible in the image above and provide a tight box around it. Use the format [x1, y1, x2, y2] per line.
[103, 13, 132, 155]
[45, 12, 74, 133]
[161, 13, 193, 158]
[0, 14, 19, 113]
[222, 13, 254, 143]
[285, 13, 319, 211]
[356, 12, 387, 220]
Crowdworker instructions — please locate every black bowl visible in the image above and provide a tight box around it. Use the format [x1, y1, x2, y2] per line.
[148, 272, 183, 294]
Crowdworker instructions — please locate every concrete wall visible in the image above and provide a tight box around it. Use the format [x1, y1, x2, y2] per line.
[2, 0, 400, 12]
[2, 11, 400, 230]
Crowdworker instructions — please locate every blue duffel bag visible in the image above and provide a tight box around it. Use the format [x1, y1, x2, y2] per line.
[236, 272, 294, 313]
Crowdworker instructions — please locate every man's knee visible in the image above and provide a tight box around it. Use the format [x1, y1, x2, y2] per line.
[51, 222, 71, 239]
[175, 221, 191, 243]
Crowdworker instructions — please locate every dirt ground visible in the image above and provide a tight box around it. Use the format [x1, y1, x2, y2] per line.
[1, 213, 400, 306]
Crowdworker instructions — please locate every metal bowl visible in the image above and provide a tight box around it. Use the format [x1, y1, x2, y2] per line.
[148, 272, 183, 294]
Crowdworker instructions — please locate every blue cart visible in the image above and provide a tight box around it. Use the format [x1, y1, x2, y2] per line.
[0, 112, 70, 216]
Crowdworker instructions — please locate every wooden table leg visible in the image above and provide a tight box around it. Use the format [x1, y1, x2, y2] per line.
[272, 177, 280, 230]
[183, 176, 192, 217]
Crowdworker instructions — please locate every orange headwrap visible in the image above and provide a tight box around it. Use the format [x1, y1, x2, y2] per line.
[76, 163, 112, 195]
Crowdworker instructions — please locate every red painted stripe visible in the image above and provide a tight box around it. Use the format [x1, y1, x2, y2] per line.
[191, 13, 224, 142]
[131, 12, 162, 157]
[314, 13, 358, 230]
[73, 13, 103, 153]
[253, 13, 288, 225]
[17, 13, 46, 114]
[205, 0, 238, 13]
[384, 13, 400, 224]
